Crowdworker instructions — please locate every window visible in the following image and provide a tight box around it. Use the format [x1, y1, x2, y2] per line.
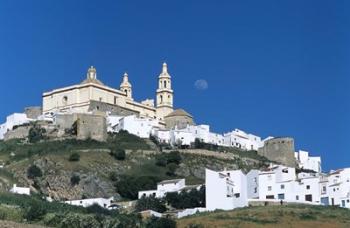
[234, 193, 240, 198]
[306, 185, 310, 190]
[305, 194, 312, 202]
[342, 200, 346, 207]
[114, 96, 117, 105]
[278, 194, 285, 200]
[266, 195, 274, 199]
[62, 96, 68, 104]
[296, 195, 299, 200]
[281, 184, 285, 189]
[254, 187, 257, 193]
[160, 95, 163, 103]
[268, 186, 272, 191]
[164, 81, 167, 88]
[124, 89, 128, 96]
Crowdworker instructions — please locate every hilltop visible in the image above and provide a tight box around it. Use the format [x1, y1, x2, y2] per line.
[177, 204, 350, 228]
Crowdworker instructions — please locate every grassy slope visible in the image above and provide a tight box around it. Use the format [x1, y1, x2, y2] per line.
[177, 204, 350, 228]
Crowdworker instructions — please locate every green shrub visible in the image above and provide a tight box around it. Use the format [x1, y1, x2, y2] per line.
[135, 195, 166, 213]
[111, 148, 126, 160]
[146, 217, 176, 228]
[69, 152, 80, 162]
[165, 185, 205, 209]
[167, 151, 182, 164]
[115, 175, 160, 200]
[166, 163, 178, 176]
[86, 204, 113, 216]
[27, 165, 42, 179]
[70, 174, 80, 186]
[25, 200, 47, 221]
[155, 155, 167, 167]
[109, 171, 118, 181]
[28, 125, 46, 143]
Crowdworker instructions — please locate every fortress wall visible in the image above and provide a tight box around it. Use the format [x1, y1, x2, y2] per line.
[258, 137, 296, 167]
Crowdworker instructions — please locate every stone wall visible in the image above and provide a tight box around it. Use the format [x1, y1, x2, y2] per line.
[55, 113, 107, 142]
[24, 106, 42, 119]
[76, 114, 107, 142]
[4, 126, 31, 141]
[88, 100, 138, 116]
[258, 137, 296, 167]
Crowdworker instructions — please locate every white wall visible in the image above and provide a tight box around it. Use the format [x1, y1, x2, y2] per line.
[223, 129, 263, 150]
[65, 197, 114, 209]
[205, 169, 248, 211]
[0, 113, 31, 139]
[295, 150, 321, 173]
[9, 184, 30, 195]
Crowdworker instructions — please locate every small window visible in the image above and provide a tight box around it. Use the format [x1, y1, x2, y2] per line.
[296, 195, 299, 200]
[306, 185, 310, 190]
[62, 96, 68, 104]
[281, 184, 285, 189]
[268, 186, 272, 191]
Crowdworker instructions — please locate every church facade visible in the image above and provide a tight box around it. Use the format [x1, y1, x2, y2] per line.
[42, 63, 175, 122]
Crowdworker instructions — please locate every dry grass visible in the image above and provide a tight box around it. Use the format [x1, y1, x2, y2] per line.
[177, 204, 350, 228]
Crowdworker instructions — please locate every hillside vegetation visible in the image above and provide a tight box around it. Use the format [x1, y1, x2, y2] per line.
[0, 131, 270, 201]
[177, 204, 350, 228]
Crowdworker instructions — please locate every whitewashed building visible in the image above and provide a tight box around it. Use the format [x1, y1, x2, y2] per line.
[295, 150, 321, 173]
[223, 129, 263, 151]
[0, 113, 32, 140]
[9, 184, 30, 195]
[205, 169, 248, 211]
[153, 129, 171, 144]
[138, 178, 201, 199]
[65, 197, 114, 209]
[108, 115, 159, 138]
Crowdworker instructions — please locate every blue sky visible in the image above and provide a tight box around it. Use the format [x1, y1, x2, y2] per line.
[0, 0, 348, 171]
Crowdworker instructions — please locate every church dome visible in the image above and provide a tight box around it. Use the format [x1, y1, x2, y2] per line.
[165, 109, 193, 118]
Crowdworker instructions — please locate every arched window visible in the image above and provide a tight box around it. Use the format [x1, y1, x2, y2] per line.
[160, 95, 163, 103]
[125, 89, 128, 96]
[164, 81, 167, 88]
[62, 96, 68, 104]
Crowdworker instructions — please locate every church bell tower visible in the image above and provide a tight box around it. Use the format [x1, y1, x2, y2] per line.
[156, 63, 174, 120]
[120, 72, 133, 100]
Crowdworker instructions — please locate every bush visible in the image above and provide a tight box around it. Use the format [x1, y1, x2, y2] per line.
[27, 165, 43, 179]
[135, 195, 166, 213]
[155, 155, 167, 167]
[69, 152, 80, 162]
[70, 174, 80, 186]
[167, 151, 182, 164]
[110, 148, 126, 160]
[115, 175, 160, 200]
[25, 200, 47, 221]
[166, 163, 178, 176]
[86, 204, 113, 216]
[146, 217, 176, 228]
[165, 186, 205, 209]
[109, 171, 118, 181]
[28, 125, 46, 143]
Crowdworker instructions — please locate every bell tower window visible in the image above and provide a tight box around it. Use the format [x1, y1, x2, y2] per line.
[160, 95, 163, 103]
[164, 81, 167, 88]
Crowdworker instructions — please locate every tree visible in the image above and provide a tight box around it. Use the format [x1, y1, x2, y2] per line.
[70, 174, 80, 186]
[115, 175, 160, 200]
[166, 163, 178, 176]
[111, 148, 126, 160]
[167, 151, 182, 165]
[135, 195, 166, 213]
[69, 153, 80, 162]
[165, 186, 205, 209]
[27, 165, 43, 179]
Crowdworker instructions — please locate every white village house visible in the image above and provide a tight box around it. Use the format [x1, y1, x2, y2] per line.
[138, 178, 201, 199]
[10, 184, 30, 196]
[65, 197, 115, 209]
